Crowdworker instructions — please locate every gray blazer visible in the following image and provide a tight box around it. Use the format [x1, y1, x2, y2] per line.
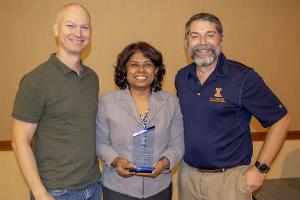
[96, 88, 184, 198]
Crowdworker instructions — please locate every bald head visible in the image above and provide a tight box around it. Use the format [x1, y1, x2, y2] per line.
[53, 4, 91, 57]
[56, 4, 91, 25]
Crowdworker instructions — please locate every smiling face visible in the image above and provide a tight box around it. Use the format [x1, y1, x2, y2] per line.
[126, 52, 158, 92]
[53, 5, 91, 57]
[187, 20, 222, 67]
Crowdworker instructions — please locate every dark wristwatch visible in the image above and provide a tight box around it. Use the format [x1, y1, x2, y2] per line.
[255, 161, 270, 173]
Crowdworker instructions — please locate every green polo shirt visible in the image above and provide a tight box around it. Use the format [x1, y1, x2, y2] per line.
[12, 54, 100, 189]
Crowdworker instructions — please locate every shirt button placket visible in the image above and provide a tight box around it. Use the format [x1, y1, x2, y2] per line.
[196, 83, 202, 96]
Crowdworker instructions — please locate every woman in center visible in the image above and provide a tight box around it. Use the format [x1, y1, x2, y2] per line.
[96, 41, 184, 200]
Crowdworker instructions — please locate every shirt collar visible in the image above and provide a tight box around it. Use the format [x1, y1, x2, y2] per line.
[48, 53, 89, 77]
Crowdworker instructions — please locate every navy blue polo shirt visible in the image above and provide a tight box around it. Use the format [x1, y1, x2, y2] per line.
[175, 53, 287, 169]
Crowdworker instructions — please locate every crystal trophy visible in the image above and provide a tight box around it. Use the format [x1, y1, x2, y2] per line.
[131, 125, 155, 172]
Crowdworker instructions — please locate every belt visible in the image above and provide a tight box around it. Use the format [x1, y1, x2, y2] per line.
[195, 165, 240, 173]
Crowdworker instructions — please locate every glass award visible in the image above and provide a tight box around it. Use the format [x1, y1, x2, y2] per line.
[132, 125, 155, 172]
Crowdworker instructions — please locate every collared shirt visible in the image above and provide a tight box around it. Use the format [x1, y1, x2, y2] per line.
[12, 54, 100, 189]
[175, 53, 287, 169]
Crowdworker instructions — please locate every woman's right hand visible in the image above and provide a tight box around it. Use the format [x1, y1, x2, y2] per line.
[112, 156, 136, 178]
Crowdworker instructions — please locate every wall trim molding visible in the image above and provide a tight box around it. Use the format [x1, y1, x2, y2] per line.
[1, 130, 300, 151]
[252, 130, 300, 141]
[0, 140, 12, 151]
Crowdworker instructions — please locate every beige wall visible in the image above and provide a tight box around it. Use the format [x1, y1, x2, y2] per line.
[1, 0, 300, 140]
[1, 0, 300, 199]
[0, 151, 28, 199]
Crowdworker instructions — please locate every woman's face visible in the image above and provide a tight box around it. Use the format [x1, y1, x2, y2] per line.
[126, 51, 158, 92]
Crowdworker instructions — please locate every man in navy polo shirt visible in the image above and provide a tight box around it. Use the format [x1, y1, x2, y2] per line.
[176, 12, 291, 200]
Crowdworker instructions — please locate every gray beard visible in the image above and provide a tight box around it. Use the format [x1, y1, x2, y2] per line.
[189, 44, 221, 67]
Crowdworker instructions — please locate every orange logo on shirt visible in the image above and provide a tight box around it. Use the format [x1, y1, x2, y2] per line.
[209, 88, 225, 103]
[214, 88, 223, 98]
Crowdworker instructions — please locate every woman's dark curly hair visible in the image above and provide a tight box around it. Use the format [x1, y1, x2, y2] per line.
[114, 41, 166, 92]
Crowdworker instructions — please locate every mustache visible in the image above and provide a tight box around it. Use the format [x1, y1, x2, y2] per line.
[191, 44, 216, 53]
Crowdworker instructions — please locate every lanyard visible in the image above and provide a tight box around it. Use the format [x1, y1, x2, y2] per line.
[132, 125, 155, 137]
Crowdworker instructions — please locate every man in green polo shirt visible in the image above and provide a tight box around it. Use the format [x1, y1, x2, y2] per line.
[12, 4, 101, 200]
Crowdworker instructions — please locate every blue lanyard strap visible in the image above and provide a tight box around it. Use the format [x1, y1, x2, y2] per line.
[132, 125, 155, 137]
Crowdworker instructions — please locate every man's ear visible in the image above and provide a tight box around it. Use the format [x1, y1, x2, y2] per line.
[53, 22, 58, 37]
[184, 39, 188, 48]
